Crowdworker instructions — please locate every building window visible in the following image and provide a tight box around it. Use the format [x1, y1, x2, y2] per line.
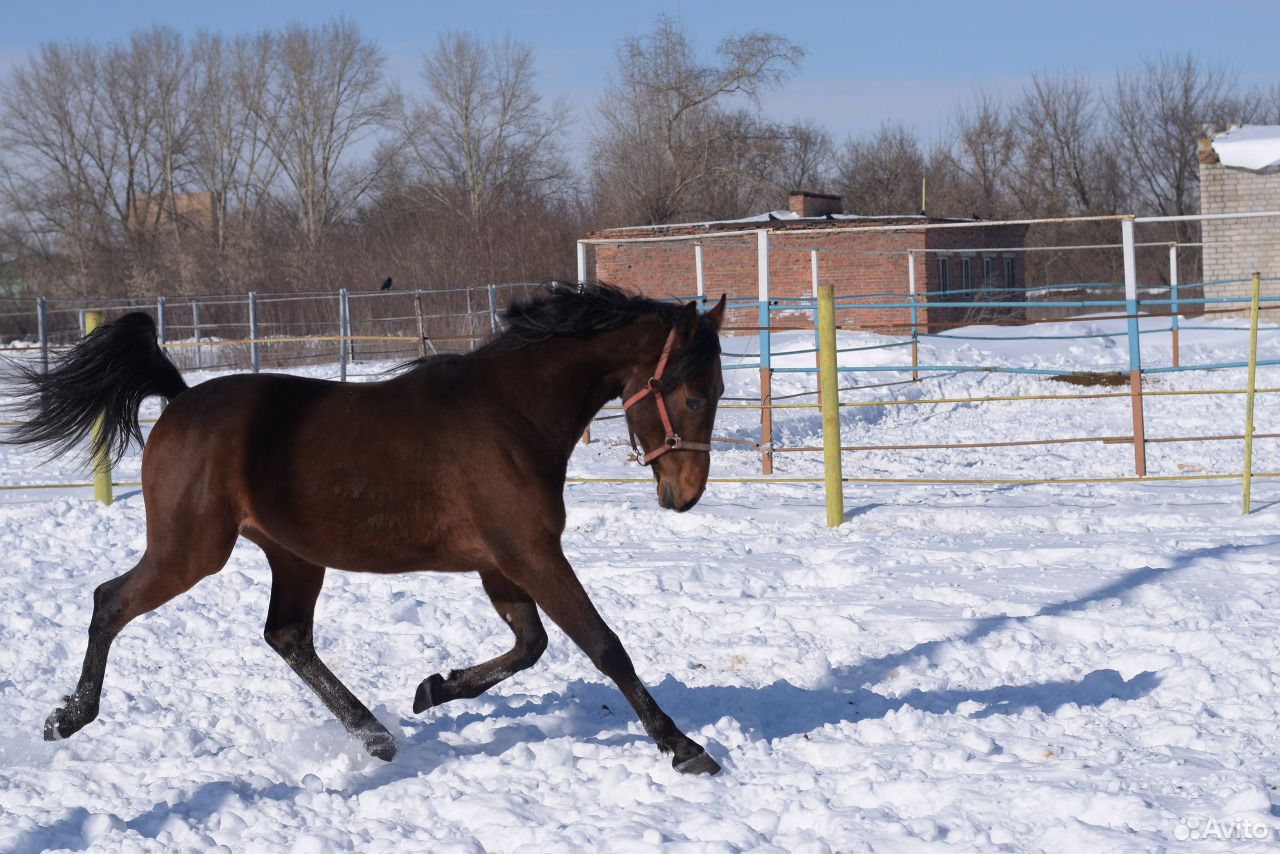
[939, 257, 951, 292]
[1004, 257, 1015, 290]
[961, 257, 973, 293]
[983, 256, 995, 286]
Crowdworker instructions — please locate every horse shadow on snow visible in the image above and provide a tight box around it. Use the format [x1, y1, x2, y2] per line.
[349, 539, 1259, 792]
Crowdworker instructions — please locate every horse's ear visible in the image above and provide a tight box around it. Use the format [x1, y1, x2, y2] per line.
[706, 295, 726, 331]
[676, 300, 700, 344]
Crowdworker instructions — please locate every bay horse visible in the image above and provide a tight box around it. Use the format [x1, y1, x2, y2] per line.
[8, 283, 726, 775]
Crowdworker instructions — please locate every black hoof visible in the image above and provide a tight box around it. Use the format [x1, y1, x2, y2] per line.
[43, 700, 96, 742]
[42, 712, 66, 742]
[364, 733, 396, 762]
[673, 747, 721, 776]
[413, 673, 446, 714]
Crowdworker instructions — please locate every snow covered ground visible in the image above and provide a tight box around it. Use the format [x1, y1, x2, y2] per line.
[3, 316, 1280, 852]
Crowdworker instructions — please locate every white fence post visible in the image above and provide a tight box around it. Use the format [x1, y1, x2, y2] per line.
[1122, 218, 1147, 477]
[908, 250, 920, 381]
[1168, 242, 1180, 369]
[757, 228, 773, 475]
[695, 242, 705, 306]
[576, 241, 588, 283]
[811, 249, 821, 382]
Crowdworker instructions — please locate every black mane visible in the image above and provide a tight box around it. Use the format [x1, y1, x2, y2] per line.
[483, 282, 721, 386]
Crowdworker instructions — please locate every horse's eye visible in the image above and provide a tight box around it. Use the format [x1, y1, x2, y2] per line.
[686, 398, 703, 412]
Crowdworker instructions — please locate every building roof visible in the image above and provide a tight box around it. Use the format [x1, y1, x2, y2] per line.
[1210, 125, 1280, 172]
[590, 209, 974, 239]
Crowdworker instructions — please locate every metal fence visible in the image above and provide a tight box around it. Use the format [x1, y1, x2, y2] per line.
[0, 283, 545, 375]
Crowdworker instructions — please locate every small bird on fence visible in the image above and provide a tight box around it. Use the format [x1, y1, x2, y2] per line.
[381, 277, 393, 291]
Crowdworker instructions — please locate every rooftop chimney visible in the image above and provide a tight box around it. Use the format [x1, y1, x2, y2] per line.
[788, 191, 843, 218]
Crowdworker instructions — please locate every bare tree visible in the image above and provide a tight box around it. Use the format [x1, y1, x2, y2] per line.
[1007, 74, 1125, 216]
[94, 29, 187, 250]
[835, 124, 926, 215]
[947, 92, 1014, 218]
[768, 119, 834, 194]
[188, 31, 282, 251]
[1267, 84, 1280, 123]
[590, 16, 804, 225]
[0, 41, 112, 275]
[1110, 53, 1237, 219]
[259, 19, 399, 249]
[401, 33, 571, 223]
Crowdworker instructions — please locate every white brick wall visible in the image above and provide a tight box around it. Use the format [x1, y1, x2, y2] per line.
[1198, 160, 1280, 311]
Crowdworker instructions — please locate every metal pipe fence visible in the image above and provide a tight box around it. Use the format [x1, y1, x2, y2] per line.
[0, 283, 544, 374]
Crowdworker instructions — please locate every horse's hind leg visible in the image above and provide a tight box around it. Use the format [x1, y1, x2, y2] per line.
[256, 541, 396, 761]
[45, 531, 236, 741]
[509, 550, 720, 775]
[414, 570, 547, 712]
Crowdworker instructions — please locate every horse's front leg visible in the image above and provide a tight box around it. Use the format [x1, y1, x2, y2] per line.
[414, 570, 548, 711]
[507, 547, 720, 775]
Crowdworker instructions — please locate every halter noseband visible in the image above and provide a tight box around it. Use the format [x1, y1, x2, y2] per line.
[621, 328, 713, 466]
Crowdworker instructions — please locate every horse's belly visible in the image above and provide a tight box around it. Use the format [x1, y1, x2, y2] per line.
[244, 469, 492, 574]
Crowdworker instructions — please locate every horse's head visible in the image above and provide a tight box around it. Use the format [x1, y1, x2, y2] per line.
[621, 296, 726, 512]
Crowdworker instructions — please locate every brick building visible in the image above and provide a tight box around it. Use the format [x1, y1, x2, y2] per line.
[579, 192, 1029, 334]
[1198, 126, 1280, 308]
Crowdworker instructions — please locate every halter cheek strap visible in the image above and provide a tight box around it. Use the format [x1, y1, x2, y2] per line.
[621, 328, 713, 466]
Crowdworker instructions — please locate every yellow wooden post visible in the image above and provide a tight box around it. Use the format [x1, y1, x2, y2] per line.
[1243, 272, 1262, 514]
[817, 285, 844, 527]
[84, 311, 113, 506]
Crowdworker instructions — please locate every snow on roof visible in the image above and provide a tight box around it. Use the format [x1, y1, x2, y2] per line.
[1211, 125, 1280, 172]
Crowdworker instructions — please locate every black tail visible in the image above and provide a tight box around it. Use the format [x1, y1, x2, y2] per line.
[6, 312, 188, 465]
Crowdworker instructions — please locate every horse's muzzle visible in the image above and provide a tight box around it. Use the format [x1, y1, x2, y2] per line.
[658, 481, 701, 513]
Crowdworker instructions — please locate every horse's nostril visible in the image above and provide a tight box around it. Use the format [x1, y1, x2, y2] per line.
[661, 482, 675, 508]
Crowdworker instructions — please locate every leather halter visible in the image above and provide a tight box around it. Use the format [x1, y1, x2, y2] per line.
[621, 327, 713, 466]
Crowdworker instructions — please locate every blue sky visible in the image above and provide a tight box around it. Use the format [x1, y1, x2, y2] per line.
[2, 0, 1276, 147]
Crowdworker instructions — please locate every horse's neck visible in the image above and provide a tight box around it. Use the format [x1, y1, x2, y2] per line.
[492, 317, 666, 460]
